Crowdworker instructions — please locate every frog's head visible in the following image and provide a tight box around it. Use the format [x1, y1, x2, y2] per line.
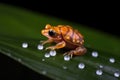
[41, 24, 62, 40]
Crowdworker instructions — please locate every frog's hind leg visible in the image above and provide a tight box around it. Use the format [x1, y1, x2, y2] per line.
[63, 46, 87, 58]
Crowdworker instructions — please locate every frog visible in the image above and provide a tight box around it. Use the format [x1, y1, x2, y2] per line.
[41, 24, 87, 58]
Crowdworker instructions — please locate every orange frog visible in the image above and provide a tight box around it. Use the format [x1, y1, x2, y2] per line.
[41, 24, 87, 58]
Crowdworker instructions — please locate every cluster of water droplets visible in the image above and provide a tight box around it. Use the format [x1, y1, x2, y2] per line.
[44, 50, 57, 58]
[21, 42, 120, 78]
[108, 57, 119, 78]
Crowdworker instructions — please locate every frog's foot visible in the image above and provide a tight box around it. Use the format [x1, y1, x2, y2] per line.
[45, 46, 55, 50]
[63, 51, 74, 58]
[63, 46, 87, 58]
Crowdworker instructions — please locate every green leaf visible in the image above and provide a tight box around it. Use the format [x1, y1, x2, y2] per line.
[0, 3, 120, 80]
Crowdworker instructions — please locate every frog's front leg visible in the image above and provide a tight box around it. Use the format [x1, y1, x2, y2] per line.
[41, 39, 53, 45]
[45, 41, 66, 50]
[64, 46, 87, 58]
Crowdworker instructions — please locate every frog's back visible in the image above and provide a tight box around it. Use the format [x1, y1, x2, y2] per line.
[57, 25, 84, 46]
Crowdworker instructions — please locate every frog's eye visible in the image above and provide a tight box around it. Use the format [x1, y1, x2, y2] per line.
[48, 30, 56, 37]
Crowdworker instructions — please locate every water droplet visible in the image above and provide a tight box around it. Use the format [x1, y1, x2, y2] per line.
[99, 65, 103, 68]
[42, 59, 45, 61]
[92, 51, 98, 57]
[96, 69, 103, 75]
[22, 42, 28, 48]
[109, 58, 115, 63]
[7, 53, 11, 56]
[44, 53, 50, 58]
[78, 63, 85, 69]
[114, 72, 120, 77]
[63, 66, 67, 69]
[49, 50, 56, 56]
[18, 58, 22, 62]
[42, 70, 47, 75]
[64, 55, 70, 61]
[37, 44, 44, 50]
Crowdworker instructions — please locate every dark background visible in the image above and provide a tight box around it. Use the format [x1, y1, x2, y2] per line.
[0, 1, 119, 80]
[0, 1, 119, 36]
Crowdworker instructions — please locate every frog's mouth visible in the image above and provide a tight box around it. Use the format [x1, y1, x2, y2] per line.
[41, 29, 51, 38]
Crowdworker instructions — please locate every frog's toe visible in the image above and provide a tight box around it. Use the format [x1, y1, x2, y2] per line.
[63, 52, 73, 58]
[45, 46, 55, 50]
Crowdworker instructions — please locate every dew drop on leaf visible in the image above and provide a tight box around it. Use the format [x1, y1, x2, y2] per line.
[109, 58, 115, 63]
[78, 63, 85, 69]
[49, 50, 56, 56]
[7, 53, 11, 57]
[114, 72, 120, 77]
[18, 58, 22, 62]
[99, 65, 103, 68]
[64, 55, 70, 61]
[37, 44, 44, 50]
[63, 66, 67, 69]
[42, 70, 47, 75]
[96, 69, 103, 76]
[22, 42, 28, 48]
[91, 51, 98, 58]
[42, 58, 45, 61]
[44, 53, 50, 58]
